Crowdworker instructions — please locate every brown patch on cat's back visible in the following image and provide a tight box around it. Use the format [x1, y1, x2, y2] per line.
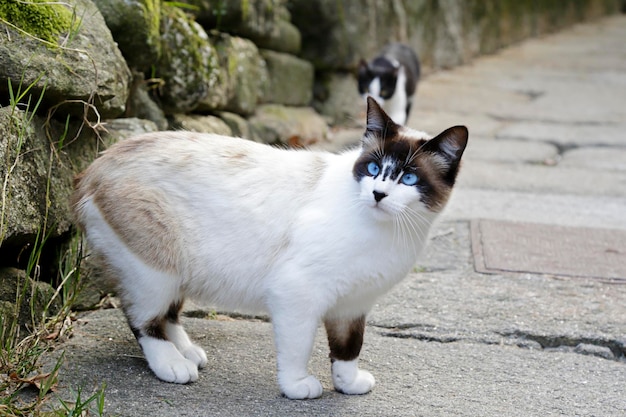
[219, 148, 254, 170]
[103, 134, 161, 158]
[71, 135, 161, 216]
[92, 178, 183, 274]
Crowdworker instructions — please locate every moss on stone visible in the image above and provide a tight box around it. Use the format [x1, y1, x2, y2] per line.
[141, 0, 162, 53]
[156, 3, 221, 113]
[0, 0, 75, 44]
[241, 0, 250, 20]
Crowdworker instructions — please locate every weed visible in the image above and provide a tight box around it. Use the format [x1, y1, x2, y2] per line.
[0, 71, 105, 415]
[54, 382, 106, 417]
[1, 1, 108, 414]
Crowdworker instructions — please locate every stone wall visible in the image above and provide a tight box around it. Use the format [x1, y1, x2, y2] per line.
[0, 0, 621, 311]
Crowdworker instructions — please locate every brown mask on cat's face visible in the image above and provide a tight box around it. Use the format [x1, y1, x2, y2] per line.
[353, 97, 468, 212]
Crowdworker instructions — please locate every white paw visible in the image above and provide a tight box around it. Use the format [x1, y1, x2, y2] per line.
[180, 344, 208, 369]
[280, 375, 323, 399]
[139, 337, 199, 384]
[164, 323, 207, 368]
[332, 359, 376, 395]
[150, 356, 199, 384]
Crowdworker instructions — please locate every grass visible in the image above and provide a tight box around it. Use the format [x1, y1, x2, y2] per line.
[0, 72, 106, 416]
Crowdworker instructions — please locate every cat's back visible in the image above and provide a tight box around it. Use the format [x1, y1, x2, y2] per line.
[73, 132, 337, 243]
[74, 131, 326, 203]
[79, 131, 295, 182]
[72, 131, 339, 299]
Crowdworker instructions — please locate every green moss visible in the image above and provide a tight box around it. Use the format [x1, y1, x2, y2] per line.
[161, 3, 217, 76]
[0, 0, 75, 44]
[141, 0, 162, 52]
[241, 0, 250, 21]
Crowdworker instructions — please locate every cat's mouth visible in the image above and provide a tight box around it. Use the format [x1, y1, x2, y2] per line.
[365, 199, 398, 221]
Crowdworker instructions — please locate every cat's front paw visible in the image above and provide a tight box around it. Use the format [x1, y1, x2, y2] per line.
[332, 359, 376, 395]
[280, 375, 323, 399]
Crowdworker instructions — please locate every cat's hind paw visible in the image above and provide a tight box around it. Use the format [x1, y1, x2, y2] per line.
[151, 356, 199, 384]
[280, 375, 323, 399]
[332, 359, 376, 395]
[180, 344, 208, 369]
[139, 337, 199, 384]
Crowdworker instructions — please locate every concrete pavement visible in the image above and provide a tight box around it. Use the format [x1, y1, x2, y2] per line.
[46, 15, 626, 416]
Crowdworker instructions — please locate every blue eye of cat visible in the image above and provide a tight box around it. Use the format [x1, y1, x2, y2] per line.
[401, 172, 418, 186]
[367, 162, 380, 176]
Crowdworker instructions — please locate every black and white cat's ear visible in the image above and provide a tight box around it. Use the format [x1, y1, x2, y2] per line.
[391, 59, 401, 75]
[365, 96, 398, 138]
[423, 126, 468, 180]
[357, 59, 370, 78]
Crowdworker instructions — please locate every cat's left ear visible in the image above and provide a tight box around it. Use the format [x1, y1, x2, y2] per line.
[357, 59, 370, 77]
[365, 96, 398, 139]
[422, 126, 468, 182]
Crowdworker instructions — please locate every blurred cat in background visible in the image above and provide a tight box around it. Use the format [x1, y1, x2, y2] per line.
[358, 43, 420, 125]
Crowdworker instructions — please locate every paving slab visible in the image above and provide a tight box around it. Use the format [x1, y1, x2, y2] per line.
[560, 147, 626, 171]
[461, 138, 558, 164]
[471, 219, 626, 281]
[445, 189, 626, 231]
[406, 110, 504, 140]
[496, 122, 626, 149]
[456, 160, 626, 197]
[411, 77, 532, 119]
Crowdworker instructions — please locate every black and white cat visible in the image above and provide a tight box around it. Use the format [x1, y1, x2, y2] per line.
[72, 98, 467, 399]
[358, 43, 421, 125]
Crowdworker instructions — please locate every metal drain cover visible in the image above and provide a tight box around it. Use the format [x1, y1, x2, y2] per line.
[471, 219, 626, 281]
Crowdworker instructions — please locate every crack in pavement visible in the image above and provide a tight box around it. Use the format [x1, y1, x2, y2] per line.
[498, 330, 626, 363]
[374, 325, 626, 363]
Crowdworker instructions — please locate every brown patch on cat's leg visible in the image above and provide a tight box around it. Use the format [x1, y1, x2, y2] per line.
[324, 315, 366, 362]
[144, 317, 167, 340]
[325, 316, 376, 395]
[166, 299, 184, 324]
[127, 300, 184, 341]
[125, 298, 200, 384]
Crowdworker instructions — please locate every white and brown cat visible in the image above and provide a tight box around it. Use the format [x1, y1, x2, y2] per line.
[72, 97, 468, 399]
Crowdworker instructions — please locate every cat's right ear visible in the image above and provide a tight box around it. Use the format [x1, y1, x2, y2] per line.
[365, 96, 398, 139]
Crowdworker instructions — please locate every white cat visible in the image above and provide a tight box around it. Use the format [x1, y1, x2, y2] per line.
[71, 97, 468, 399]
